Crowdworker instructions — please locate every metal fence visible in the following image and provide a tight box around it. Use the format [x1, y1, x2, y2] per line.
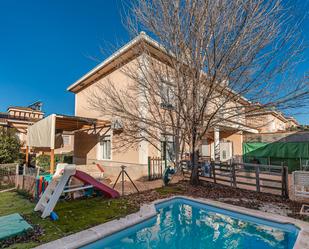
[183, 161, 289, 198]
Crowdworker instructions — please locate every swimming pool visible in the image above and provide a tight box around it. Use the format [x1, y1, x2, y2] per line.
[81, 197, 299, 249]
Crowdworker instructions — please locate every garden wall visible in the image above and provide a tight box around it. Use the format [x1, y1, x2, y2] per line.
[15, 175, 36, 196]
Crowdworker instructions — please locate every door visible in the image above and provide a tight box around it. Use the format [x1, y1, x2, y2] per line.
[220, 141, 233, 161]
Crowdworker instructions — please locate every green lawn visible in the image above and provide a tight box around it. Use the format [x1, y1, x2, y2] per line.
[0, 191, 138, 249]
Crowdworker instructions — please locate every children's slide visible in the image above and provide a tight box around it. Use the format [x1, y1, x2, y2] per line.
[75, 170, 120, 198]
[35, 164, 120, 218]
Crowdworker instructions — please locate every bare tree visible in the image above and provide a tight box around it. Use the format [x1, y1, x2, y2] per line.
[90, 0, 309, 185]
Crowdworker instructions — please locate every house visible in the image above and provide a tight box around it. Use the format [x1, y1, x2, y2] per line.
[66, 32, 259, 179]
[285, 117, 299, 130]
[26, 32, 300, 179]
[0, 103, 44, 152]
[246, 110, 299, 133]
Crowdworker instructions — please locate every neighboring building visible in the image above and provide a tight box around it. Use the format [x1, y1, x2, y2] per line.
[246, 110, 297, 133]
[285, 117, 299, 130]
[0, 104, 44, 150]
[0, 102, 74, 155]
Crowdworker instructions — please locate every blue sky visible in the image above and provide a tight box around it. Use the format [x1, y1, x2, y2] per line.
[0, 0, 128, 116]
[0, 0, 308, 124]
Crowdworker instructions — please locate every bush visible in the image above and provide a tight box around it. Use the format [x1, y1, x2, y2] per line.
[0, 127, 20, 164]
[35, 155, 50, 171]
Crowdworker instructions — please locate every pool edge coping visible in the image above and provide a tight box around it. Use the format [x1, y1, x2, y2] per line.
[34, 195, 309, 249]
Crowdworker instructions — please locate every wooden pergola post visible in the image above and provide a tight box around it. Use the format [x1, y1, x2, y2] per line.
[50, 149, 55, 174]
[25, 146, 29, 166]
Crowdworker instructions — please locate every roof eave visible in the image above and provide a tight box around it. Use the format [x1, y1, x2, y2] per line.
[67, 32, 165, 93]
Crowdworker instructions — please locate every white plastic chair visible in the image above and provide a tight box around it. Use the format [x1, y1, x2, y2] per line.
[293, 171, 309, 198]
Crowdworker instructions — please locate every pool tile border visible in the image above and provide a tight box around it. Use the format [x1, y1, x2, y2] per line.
[34, 196, 309, 249]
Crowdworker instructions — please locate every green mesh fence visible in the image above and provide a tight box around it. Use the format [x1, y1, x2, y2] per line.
[243, 142, 309, 172]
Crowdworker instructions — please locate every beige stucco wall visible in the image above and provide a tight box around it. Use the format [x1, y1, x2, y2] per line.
[73, 58, 159, 179]
[75, 58, 139, 118]
[201, 130, 243, 161]
[220, 131, 243, 156]
[55, 134, 74, 154]
[286, 119, 298, 129]
[72, 55, 250, 178]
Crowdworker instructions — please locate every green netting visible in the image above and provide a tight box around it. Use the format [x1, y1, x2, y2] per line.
[243, 142, 309, 158]
[243, 142, 309, 172]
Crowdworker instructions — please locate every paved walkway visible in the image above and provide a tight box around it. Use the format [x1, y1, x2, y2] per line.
[112, 175, 184, 195]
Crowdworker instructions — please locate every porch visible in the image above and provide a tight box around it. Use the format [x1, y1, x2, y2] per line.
[199, 123, 258, 162]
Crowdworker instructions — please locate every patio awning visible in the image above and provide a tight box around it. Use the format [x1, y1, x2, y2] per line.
[27, 114, 110, 149]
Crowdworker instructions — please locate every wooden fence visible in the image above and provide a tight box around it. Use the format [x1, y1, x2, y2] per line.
[148, 157, 166, 180]
[23, 165, 40, 177]
[183, 161, 289, 198]
[0, 163, 17, 177]
[0, 163, 18, 189]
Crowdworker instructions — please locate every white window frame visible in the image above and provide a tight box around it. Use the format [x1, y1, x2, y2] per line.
[97, 135, 112, 160]
[160, 79, 175, 109]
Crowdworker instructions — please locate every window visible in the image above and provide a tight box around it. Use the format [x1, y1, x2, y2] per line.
[222, 150, 227, 160]
[161, 136, 175, 162]
[200, 140, 210, 157]
[160, 82, 175, 109]
[62, 135, 70, 145]
[99, 136, 111, 160]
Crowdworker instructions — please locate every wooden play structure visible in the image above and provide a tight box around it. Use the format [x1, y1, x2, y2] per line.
[35, 164, 119, 218]
[26, 114, 110, 174]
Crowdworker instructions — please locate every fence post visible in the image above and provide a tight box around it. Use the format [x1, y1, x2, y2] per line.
[15, 164, 19, 175]
[156, 157, 159, 178]
[284, 166, 289, 198]
[15, 164, 19, 187]
[281, 164, 284, 197]
[148, 156, 151, 181]
[23, 164, 26, 175]
[232, 163, 237, 187]
[156, 158, 158, 178]
[255, 165, 260, 192]
[36, 167, 40, 177]
[281, 164, 288, 198]
[211, 161, 216, 184]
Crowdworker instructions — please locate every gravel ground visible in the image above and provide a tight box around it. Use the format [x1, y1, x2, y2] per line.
[125, 180, 309, 222]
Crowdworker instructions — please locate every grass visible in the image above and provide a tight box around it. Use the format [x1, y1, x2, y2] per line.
[0, 191, 138, 249]
[0, 183, 15, 191]
[155, 185, 185, 195]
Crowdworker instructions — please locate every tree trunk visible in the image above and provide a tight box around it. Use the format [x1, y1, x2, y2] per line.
[190, 127, 199, 185]
[174, 134, 180, 171]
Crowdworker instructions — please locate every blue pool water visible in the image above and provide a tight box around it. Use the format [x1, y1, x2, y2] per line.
[81, 198, 299, 249]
